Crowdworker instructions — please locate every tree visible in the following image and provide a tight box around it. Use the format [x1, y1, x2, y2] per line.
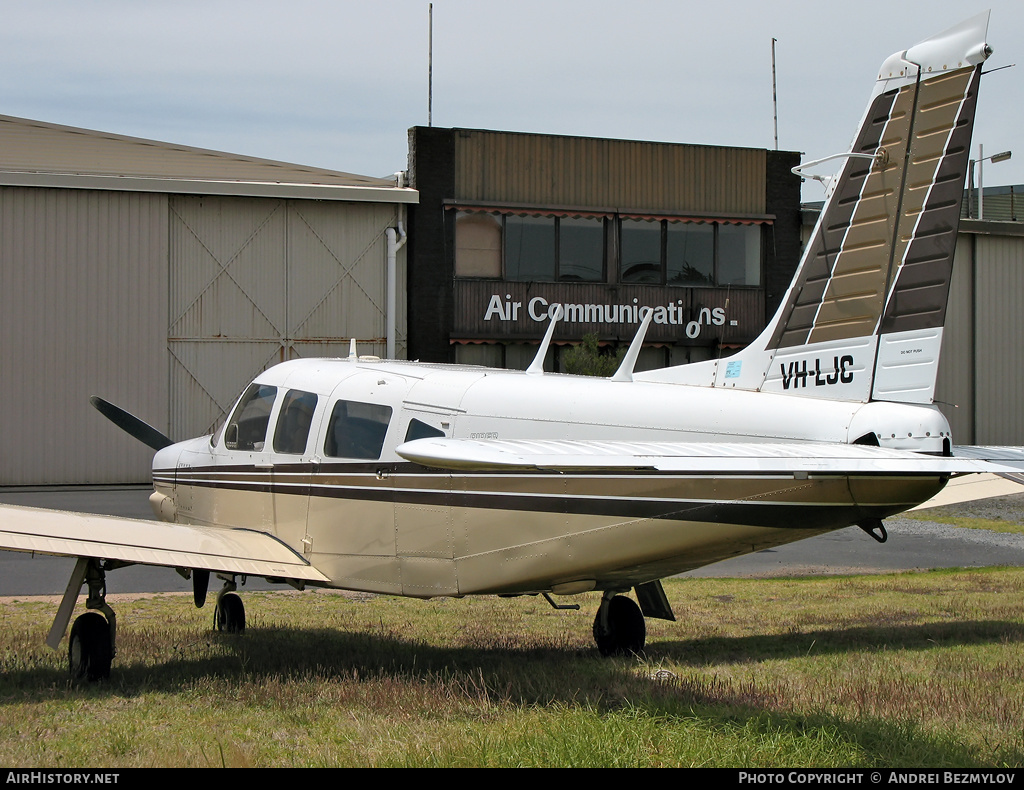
[561, 334, 625, 377]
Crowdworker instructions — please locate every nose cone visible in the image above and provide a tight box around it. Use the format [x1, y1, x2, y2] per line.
[152, 442, 183, 475]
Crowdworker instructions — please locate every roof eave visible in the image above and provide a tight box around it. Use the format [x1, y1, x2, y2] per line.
[0, 171, 419, 204]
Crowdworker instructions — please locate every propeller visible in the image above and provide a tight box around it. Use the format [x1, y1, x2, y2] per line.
[89, 396, 174, 451]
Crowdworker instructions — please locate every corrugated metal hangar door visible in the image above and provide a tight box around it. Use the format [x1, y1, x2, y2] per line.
[168, 195, 399, 441]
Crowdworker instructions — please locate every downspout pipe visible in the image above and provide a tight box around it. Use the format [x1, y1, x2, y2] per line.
[385, 217, 407, 360]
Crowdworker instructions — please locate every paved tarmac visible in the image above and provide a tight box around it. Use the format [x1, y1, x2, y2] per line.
[2, 486, 1024, 596]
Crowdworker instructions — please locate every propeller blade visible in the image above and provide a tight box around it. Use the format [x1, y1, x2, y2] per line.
[90, 396, 174, 451]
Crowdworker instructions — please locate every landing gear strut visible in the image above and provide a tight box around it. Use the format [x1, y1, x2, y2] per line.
[592, 592, 646, 657]
[66, 559, 116, 681]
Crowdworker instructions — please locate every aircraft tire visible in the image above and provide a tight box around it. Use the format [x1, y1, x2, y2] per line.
[69, 612, 112, 682]
[215, 592, 246, 634]
[593, 595, 646, 657]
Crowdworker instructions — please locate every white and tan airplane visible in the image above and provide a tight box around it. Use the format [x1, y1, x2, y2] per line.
[3, 12, 1023, 681]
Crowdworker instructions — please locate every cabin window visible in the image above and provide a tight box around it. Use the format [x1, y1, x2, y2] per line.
[404, 418, 446, 442]
[324, 400, 393, 460]
[224, 384, 277, 451]
[273, 389, 319, 455]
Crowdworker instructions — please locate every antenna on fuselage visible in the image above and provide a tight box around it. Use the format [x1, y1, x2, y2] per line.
[526, 307, 562, 375]
[348, 338, 358, 361]
[610, 308, 654, 382]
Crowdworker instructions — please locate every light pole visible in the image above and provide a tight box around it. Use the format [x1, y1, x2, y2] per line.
[968, 145, 1012, 219]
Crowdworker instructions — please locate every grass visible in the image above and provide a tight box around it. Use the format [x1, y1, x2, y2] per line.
[1, 568, 1023, 767]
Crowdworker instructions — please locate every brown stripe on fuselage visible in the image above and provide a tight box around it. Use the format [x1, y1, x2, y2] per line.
[161, 464, 947, 530]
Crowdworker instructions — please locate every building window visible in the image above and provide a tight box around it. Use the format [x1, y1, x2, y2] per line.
[455, 211, 502, 277]
[717, 224, 762, 286]
[455, 211, 606, 282]
[667, 221, 714, 285]
[505, 215, 556, 281]
[558, 216, 604, 281]
[620, 219, 761, 287]
[454, 209, 761, 287]
[620, 218, 662, 283]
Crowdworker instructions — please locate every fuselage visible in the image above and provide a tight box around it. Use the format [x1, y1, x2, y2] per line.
[151, 357, 952, 597]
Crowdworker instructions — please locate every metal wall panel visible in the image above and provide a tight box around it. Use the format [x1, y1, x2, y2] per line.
[0, 187, 168, 484]
[935, 233, 975, 442]
[974, 234, 1024, 444]
[936, 231, 1024, 445]
[454, 131, 767, 214]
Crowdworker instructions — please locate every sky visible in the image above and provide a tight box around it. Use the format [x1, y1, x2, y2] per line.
[2, 0, 1022, 199]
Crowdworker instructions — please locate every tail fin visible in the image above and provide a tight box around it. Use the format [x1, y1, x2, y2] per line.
[639, 13, 991, 404]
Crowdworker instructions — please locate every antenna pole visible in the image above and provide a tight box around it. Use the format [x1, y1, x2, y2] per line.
[428, 3, 433, 127]
[771, 37, 779, 150]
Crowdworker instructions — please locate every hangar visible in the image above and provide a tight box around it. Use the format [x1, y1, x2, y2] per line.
[0, 114, 417, 485]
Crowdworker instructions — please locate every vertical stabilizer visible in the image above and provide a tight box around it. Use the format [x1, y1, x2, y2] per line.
[639, 13, 990, 405]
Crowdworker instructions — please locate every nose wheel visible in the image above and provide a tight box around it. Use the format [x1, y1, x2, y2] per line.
[592, 592, 646, 657]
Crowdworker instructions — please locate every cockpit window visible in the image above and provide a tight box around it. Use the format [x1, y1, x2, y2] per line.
[404, 418, 445, 442]
[224, 384, 277, 451]
[273, 389, 319, 455]
[324, 400, 393, 459]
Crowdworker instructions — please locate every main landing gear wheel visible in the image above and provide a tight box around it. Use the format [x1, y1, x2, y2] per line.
[214, 591, 246, 634]
[69, 611, 112, 682]
[593, 593, 646, 657]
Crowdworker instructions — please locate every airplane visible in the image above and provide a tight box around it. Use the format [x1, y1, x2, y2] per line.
[2, 12, 1023, 682]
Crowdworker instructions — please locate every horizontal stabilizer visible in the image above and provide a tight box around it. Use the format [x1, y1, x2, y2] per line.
[912, 472, 1024, 510]
[0, 504, 331, 583]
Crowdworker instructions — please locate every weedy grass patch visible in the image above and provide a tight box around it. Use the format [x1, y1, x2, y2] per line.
[0, 568, 1022, 767]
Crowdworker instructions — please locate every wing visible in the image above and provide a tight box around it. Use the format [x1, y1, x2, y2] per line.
[0, 504, 330, 583]
[397, 437, 1024, 477]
